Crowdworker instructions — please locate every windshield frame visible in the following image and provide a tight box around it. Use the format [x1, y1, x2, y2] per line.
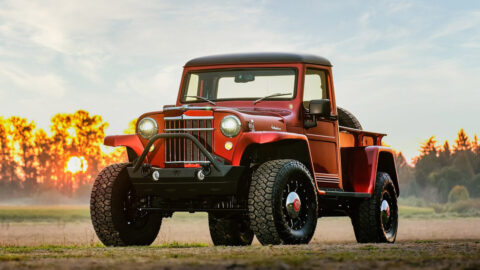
[179, 67, 299, 104]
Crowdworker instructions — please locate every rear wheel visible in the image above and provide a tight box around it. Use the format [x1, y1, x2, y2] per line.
[248, 159, 318, 245]
[351, 172, 398, 243]
[90, 163, 162, 246]
[208, 213, 254, 246]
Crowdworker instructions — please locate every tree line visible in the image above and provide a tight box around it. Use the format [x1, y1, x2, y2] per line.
[396, 129, 480, 203]
[0, 110, 127, 200]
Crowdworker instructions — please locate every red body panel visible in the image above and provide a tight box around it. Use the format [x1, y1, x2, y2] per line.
[231, 132, 313, 167]
[340, 146, 398, 195]
[104, 134, 146, 160]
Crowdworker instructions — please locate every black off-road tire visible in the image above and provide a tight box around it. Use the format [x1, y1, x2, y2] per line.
[351, 172, 398, 243]
[208, 213, 254, 246]
[337, 107, 363, 130]
[248, 159, 318, 245]
[90, 163, 162, 246]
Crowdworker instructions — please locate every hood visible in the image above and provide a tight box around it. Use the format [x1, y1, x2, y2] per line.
[140, 104, 289, 132]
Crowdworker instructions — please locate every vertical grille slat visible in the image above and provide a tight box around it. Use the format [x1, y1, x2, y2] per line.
[197, 119, 200, 161]
[203, 120, 207, 162]
[164, 115, 214, 165]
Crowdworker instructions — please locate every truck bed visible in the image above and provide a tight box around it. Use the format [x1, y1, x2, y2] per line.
[339, 126, 386, 148]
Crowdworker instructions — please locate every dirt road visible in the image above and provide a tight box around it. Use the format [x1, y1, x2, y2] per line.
[1, 215, 479, 246]
[0, 240, 479, 269]
[1, 216, 479, 269]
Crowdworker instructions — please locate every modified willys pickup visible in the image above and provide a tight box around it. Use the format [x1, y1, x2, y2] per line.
[90, 53, 399, 246]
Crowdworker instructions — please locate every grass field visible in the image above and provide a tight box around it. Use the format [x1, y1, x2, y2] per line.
[0, 205, 89, 223]
[0, 204, 454, 223]
[0, 205, 479, 269]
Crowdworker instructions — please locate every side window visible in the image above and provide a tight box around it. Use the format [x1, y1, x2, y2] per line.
[303, 69, 328, 109]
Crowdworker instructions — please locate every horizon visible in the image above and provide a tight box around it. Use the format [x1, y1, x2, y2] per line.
[1, 108, 476, 166]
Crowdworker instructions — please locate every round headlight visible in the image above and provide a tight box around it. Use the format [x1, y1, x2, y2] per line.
[137, 117, 158, 139]
[220, 115, 241, 138]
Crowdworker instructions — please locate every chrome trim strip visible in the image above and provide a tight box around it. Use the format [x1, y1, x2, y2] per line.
[164, 115, 214, 120]
[163, 105, 215, 111]
[315, 177, 339, 183]
[164, 161, 211, 164]
[314, 173, 339, 178]
[164, 128, 215, 132]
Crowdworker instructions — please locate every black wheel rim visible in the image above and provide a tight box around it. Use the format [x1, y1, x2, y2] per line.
[281, 178, 311, 231]
[123, 188, 150, 229]
[380, 189, 397, 239]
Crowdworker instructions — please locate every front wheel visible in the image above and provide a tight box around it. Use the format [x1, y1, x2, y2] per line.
[248, 159, 318, 245]
[90, 163, 162, 246]
[351, 172, 398, 243]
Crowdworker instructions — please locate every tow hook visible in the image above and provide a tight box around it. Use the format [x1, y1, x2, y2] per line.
[152, 170, 160, 181]
[196, 166, 211, 181]
[196, 170, 205, 181]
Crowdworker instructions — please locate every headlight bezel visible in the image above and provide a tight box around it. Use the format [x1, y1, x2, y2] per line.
[137, 117, 158, 139]
[220, 115, 242, 138]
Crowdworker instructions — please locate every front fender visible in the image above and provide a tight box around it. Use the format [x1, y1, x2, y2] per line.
[104, 135, 145, 158]
[231, 132, 314, 168]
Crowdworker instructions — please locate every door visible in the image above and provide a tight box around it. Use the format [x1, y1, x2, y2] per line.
[303, 68, 340, 188]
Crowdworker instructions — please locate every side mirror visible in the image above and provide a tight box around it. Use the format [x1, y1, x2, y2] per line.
[309, 99, 331, 117]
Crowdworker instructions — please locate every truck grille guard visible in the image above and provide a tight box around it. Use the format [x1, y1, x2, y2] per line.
[164, 115, 213, 165]
[132, 133, 222, 173]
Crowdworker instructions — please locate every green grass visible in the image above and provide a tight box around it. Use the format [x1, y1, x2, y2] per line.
[0, 206, 90, 223]
[157, 241, 209, 248]
[0, 206, 211, 223]
[399, 201, 480, 219]
[399, 205, 436, 218]
[0, 203, 476, 224]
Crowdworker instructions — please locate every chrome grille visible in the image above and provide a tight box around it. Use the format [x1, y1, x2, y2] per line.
[164, 115, 213, 164]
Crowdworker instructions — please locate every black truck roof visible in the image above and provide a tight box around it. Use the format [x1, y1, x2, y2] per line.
[185, 52, 332, 67]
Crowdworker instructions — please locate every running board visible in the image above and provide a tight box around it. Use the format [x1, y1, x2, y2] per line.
[319, 190, 371, 198]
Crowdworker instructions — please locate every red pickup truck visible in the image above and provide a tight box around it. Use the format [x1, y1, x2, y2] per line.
[90, 53, 399, 246]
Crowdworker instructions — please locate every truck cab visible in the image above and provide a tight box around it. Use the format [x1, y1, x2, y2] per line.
[91, 53, 399, 246]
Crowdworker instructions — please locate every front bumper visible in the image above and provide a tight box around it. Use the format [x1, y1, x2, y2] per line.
[127, 165, 245, 198]
[128, 132, 245, 198]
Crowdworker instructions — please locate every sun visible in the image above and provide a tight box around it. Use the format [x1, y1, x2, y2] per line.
[65, 156, 88, 174]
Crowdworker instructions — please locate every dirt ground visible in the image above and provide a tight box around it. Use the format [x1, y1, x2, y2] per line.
[0, 216, 479, 269]
[1, 215, 479, 246]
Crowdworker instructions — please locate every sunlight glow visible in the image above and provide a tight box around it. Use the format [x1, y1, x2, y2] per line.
[65, 156, 88, 174]
[67, 127, 76, 137]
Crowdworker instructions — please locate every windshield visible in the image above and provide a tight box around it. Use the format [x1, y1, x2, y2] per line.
[181, 68, 297, 103]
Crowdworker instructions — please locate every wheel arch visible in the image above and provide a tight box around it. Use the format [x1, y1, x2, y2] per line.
[238, 138, 314, 175]
[377, 151, 399, 196]
[104, 134, 144, 162]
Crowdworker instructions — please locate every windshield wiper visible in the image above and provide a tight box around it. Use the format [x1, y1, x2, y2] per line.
[253, 92, 292, 104]
[185, 95, 216, 105]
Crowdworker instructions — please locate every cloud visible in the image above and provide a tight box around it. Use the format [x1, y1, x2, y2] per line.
[0, 65, 66, 97]
[430, 11, 480, 40]
[302, 3, 480, 160]
[0, 0, 297, 83]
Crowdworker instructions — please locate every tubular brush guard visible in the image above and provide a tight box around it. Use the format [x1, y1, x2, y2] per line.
[127, 133, 245, 198]
[133, 133, 221, 172]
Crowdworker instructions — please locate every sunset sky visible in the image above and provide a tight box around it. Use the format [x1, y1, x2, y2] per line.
[0, 0, 479, 161]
